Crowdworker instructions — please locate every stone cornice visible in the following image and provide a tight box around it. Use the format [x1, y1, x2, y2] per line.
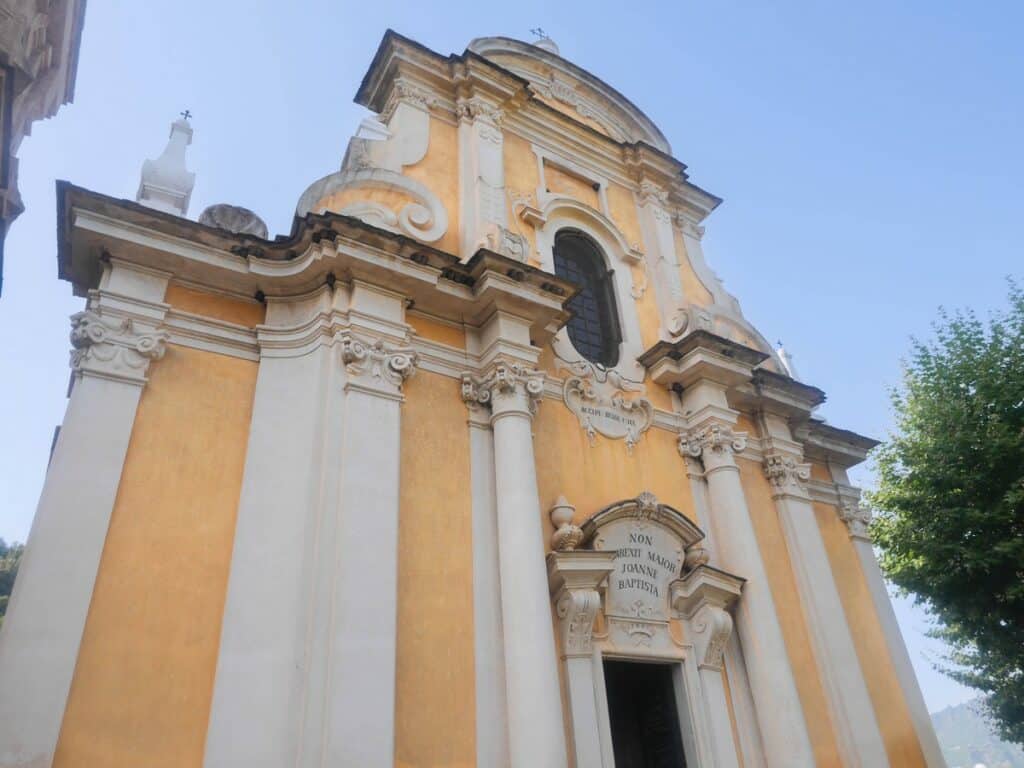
[640, 330, 769, 390]
[58, 184, 577, 348]
[731, 368, 826, 419]
[794, 419, 880, 469]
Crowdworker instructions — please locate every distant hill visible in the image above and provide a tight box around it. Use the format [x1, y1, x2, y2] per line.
[933, 699, 1024, 768]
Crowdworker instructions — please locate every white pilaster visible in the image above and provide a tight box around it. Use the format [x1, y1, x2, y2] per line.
[835, 486, 947, 768]
[204, 284, 416, 768]
[673, 566, 746, 768]
[761, 416, 890, 768]
[467, 406, 510, 767]
[547, 550, 616, 768]
[323, 326, 415, 767]
[636, 181, 687, 336]
[457, 96, 525, 261]
[462, 357, 568, 768]
[679, 390, 815, 767]
[0, 264, 169, 768]
[204, 287, 340, 768]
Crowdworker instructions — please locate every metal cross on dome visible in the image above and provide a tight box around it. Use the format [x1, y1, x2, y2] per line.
[530, 27, 549, 40]
[180, 109, 192, 120]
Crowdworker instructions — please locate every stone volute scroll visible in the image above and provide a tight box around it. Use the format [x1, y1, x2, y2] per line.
[69, 309, 169, 385]
[340, 336, 418, 400]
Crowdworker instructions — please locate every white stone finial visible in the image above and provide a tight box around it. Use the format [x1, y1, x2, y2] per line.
[775, 340, 801, 381]
[136, 116, 196, 217]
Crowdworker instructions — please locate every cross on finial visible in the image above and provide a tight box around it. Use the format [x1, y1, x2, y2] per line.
[180, 109, 192, 120]
[530, 27, 549, 40]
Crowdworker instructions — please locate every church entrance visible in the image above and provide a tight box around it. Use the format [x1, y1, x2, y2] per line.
[603, 659, 688, 767]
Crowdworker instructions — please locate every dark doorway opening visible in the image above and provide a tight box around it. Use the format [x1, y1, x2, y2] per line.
[603, 659, 688, 768]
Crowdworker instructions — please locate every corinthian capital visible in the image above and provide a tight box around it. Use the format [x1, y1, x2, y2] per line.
[763, 452, 811, 494]
[839, 501, 873, 541]
[679, 423, 748, 462]
[69, 310, 169, 385]
[461, 361, 545, 417]
[341, 337, 417, 397]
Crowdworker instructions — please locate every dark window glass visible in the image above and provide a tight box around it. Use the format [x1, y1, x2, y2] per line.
[552, 231, 621, 367]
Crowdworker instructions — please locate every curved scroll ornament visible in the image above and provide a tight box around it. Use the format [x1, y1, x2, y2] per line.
[558, 358, 653, 453]
[693, 606, 733, 670]
[296, 167, 449, 244]
[70, 310, 169, 382]
[341, 338, 418, 391]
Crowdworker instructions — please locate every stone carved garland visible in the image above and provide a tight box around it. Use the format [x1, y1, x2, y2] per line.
[557, 357, 653, 453]
[69, 310, 169, 381]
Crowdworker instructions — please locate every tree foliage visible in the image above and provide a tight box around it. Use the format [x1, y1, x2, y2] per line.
[0, 538, 24, 629]
[868, 283, 1024, 744]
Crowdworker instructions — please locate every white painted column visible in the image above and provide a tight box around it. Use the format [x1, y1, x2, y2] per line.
[463, 360, 568, 768]
[762, 426, 890, 767]
[683, 453, 768, 768]
[836, 489, 947, 768]
[680, 412, 816, 766]
[0, 264, 169, 768]
[467, 407, 510, 767]
[205, 288, 339, 768]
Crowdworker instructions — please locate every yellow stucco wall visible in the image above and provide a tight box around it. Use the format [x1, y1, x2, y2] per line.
[53, 344, 257, 768]
[816, 502, 927, 767]
[534, 401, 697, 534]
[503, 132, 540, 264]
[409, 311, 466, 350]
[737, 458, 843, 767]
[404, 115, 461, 256]
[545, 163, 601, 210]
[673, 229, 715, 308]
[165, 283, 266, 327]
[395, 371, 476, 768]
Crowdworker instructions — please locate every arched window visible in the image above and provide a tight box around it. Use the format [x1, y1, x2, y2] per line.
[553, 230, 621, 367]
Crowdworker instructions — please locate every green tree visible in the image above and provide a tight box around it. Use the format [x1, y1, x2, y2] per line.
[868, 283, 1024, 745]
[0, 538, 25, 629]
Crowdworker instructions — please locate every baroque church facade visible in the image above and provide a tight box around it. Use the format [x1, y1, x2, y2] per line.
[0, 31, 944, 768]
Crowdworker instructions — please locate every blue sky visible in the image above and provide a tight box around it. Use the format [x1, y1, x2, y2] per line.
[1, 0, 1020, 714]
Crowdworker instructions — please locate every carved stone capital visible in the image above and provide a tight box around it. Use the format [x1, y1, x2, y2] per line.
[679, 423, 747, 468]
[341, 337, 418, 398]
[461, 361, 545, 418]
[839, 500, 873, 541]
[380, 78, 441, 123]
[455, 96, 504, 126]
[69, 310, 169, 385]
[763, 451, 811, 495]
